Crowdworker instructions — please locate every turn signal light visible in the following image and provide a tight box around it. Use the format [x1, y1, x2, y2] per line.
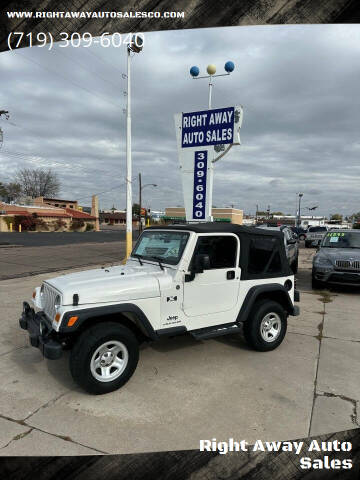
[54, 313, 61, 323]
[32, 291, 36, 299]
[67, 316, 78, 327]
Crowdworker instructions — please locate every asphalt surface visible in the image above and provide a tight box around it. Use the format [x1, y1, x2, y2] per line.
[0, 229, 139, 247]
[0, 246, 359, 455]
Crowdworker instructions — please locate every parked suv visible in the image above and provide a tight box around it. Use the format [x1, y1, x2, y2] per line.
[258, 225, 299, 273]
[312, 229, 360, 288]
[305, 226, 328, 248]
[20, 223, 300, 394]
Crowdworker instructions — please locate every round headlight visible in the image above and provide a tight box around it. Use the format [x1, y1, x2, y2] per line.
[54, 294, 61, 310]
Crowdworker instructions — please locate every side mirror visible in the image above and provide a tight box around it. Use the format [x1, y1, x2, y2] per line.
[193, 254, 211, 273]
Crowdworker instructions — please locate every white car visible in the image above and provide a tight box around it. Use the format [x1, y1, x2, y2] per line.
[20, 223, 300, 394]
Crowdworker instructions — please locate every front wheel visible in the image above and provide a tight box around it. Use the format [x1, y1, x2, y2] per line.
[70, 322, 139, 394]
[243, 300, 287, 352]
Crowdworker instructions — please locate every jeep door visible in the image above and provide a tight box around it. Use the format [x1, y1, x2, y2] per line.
[182, 234, 240, 317]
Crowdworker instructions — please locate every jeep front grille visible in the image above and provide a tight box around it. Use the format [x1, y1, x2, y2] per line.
[335, 260, 360, 271]
[42, 283, 59, 320]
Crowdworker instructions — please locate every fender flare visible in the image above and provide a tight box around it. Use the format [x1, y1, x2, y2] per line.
[236, 284, 295, 323]
[60, 303, 157, 340]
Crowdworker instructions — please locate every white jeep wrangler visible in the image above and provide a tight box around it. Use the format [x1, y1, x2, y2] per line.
[20, 223, 300, 394]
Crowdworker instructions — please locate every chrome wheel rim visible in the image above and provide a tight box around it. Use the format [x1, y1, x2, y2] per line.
[90, 340, 128, 383]
[260, 313, 281, 343]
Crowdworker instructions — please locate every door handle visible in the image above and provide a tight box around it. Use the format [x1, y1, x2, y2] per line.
[226, 270, 235, 280]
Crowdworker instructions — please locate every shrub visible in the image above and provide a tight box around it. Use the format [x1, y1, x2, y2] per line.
[33, 218, 50, 231]
[70, 219, 85, 231]
[353, 223, 360, 229]
[14, 215, 36, 231]
[54, 219, 67, 231]
[85, 223, 94, 231]
[3, 216, 15, 230]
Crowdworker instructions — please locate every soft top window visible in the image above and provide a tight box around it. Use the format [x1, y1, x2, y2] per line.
[248, 237, 282, 275]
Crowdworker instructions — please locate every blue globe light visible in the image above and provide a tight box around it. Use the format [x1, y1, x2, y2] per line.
[224, 61, 235, 73]
[190, 66, 200, 77]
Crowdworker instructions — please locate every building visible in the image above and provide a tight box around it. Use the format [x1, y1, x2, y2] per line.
[99, 212, 126, 225]
[33, 197, 78, 210]
[0, 202, 96, 232]
[164, 207, 243, 225]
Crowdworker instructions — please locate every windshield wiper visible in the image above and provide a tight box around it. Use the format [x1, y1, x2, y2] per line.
[132, 254, 143, 266]
[146, 256, 165, 271]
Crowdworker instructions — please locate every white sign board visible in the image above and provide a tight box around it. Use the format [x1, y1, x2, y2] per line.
[174, 106, 243, 221]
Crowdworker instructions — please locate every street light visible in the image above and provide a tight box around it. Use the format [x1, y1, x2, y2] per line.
[138, 172, 157, 233]
[125, 35, 143, 260]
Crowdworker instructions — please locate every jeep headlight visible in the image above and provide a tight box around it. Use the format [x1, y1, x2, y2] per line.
[314, 256, 332, 267]
[54, 294, 61, 311]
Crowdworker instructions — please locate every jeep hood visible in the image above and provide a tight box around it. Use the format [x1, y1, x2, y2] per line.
[45, 263, 163, 305]
[318, 248, 360, 264]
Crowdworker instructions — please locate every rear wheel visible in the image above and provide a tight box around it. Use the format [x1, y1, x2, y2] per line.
[243, 300, 287, 352]
[70, 322, 139, 394]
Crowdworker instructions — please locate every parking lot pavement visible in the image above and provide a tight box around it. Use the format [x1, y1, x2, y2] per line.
[0, 242, 125, 280]
[0, 247, 359, 455]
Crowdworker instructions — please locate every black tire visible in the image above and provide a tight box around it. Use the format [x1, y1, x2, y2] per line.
[291, 256, 298, 274]
[70, 322, 139, 394]
[243, 300, 287, 352]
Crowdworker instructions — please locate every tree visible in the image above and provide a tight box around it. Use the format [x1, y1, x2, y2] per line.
[15, 168, 60, 198]
[0, 181, 22, 202]
[330, 213, 343, 221]
[132, 203, 140, 217]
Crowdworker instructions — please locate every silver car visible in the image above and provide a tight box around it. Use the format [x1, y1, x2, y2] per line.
[312, 229, 360, 288]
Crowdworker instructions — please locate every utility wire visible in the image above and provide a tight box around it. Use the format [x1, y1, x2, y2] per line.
[14, 50, 120, 108]
[54, 47, 120, 90]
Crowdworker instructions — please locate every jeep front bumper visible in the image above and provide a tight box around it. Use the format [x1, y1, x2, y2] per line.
[19, 302, 62, 360]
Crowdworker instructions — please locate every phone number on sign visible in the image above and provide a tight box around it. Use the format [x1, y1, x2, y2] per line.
[7, 32, 145, 50]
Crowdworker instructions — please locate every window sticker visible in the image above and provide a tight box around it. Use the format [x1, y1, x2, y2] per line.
[329, 236, 339, 243]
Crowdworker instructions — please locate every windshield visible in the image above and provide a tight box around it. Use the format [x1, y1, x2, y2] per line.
[321, 232, 360, 249]
[131, 230, 189, 265]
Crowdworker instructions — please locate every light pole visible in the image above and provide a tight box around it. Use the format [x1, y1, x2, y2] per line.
[297, 193, 303, 228]
[125, 35, 143, 260]
[138, 172, 157, 233]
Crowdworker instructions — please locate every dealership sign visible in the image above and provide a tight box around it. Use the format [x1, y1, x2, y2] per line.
[182, 107, 235, 148]
[175, 106, 243, 222]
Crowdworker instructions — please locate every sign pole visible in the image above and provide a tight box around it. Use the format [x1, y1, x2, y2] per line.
[208, 76, 213, 110]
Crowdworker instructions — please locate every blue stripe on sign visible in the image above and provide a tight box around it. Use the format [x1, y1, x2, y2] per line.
[192, 151, 207, 220]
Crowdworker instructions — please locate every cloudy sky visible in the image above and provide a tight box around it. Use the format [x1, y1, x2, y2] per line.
[0, 24, 359, 217]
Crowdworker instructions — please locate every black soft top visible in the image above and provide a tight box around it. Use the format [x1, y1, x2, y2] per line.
[146, 223, 291, 279]
[147, 222, 284, 239]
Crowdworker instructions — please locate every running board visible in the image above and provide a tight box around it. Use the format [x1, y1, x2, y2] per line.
[191, 323, 242, 340]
